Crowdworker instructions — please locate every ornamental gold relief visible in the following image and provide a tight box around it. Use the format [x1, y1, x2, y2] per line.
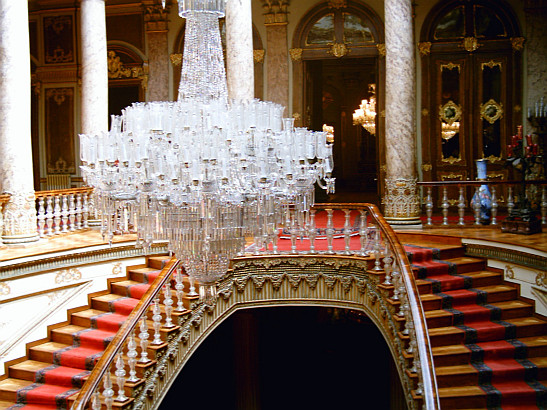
[328, 43, 350, 58]
[289, 48, 302, 61]
[511, 37, 525, 52]
[481, 60, 503, 71]
[417, 42, 431, 56]
[480, 99, 504, 124]
[55, 268, 82, 284]
[254, 49, 265, 64]
[462, 37, 481, 52]
[376, 43, 386, 57]
[0, 282, 11, 296]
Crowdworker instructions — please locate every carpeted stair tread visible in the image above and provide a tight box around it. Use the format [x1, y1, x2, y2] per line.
[8, 360, 89, 387]
[50, 325, 88, 345]
[0, 378, 34, 400]
[146, 256, 171, 270]
[437, 385, 487, 409]
[432, 344, 472, 366]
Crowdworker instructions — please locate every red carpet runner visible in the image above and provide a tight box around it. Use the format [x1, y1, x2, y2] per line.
[405, 245, 547, 409]
[8, 269, 161, 410]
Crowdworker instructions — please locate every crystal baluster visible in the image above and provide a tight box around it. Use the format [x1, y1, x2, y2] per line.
[53, 196, 61, 235]
[491, 185, 498, 225]
[103, 366, 114, 410]
[457, 186, 465, 226]
[46, 196, 54, 236]
[68, 194, 76, 231]
[37, 197, 45, 237]
[373, 228, 382, 271]
[343, 209, 351, 255]
[127, 330, 139, 382]
[163, 283, 174, 328]
[425, 187, 433, 226]
[61, 194, 69, 233]
[308, 209, 316, 254]
[382, 245, 392, 285]
[326, 209, 334, 254]
[441, 186, 449, 226]
[115, 352, 127, 401]
[174, 267, 185, 312]
[138, 317, 150, 363]
[152, 296, 163, 345]
[473, 186, 481, 225]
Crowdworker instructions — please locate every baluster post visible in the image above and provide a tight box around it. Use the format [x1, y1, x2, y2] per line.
[76, 193, 83, 230]
[127, 330, 139, 382]
[152, 297, 163, 345]
[37, 197, 46, 237]
[103, 366, 114, 410]
[457, 186, 466, 226]
[45, 196, 54, 236]
[343, 209, 352, 254]
[491, 185, 498, 225]
[507, 186, 514, 216]
[138, 317, 150, 363]
[441, 186, 449, 225]
[326, 208, 334, 254]
[115, 352, 127, 402]
[61, 194, 69, 233]
[473, 186, 481, 225]
[382, 245, 393, 285]
[68, 194, 76, 231]
[425, 186, 433, 226]
[53, 196, 61, 235]
[175, 267, 185, 312]
[373, 228, 382, 271]
[308, 209, 316, 254]
[359, 210, 369, 256]
[163, 283, 174, 328]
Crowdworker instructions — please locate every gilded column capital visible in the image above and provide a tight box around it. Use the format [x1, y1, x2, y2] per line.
[511, 37, 526, 52]
[262, 0, 289, 25]
[376, 43, 386, 57]
[327, 0, 347, 8]
[170, 53, 182, 66]
[254, 49, 265, 64]
[289, 48, 302, 61]
[143, 1, 170, 31]
[418, 41, 431, 56]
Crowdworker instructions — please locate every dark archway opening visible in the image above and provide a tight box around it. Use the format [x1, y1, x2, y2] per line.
[305, 58, 379, 205]
[159, 306, 406, 409]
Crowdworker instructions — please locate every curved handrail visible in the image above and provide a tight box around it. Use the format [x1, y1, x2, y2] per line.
[311, 203, 439, 408]
[35, 186, 94, 198]
[71, 257, 180, 410]
[365, 204, 439, 409]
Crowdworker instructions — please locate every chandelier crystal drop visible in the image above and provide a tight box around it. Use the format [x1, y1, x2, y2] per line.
[79, 0, 335, 303]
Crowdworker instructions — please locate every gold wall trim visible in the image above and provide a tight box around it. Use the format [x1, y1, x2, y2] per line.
[440, 62, 460, 72]
[418, 42, 431, 56]
[289, 48, 302, 61]
[481, 60, 503, 71]
[0, 241, 169, 281]
[465, 244, 547, 271]
[133, 256, 426, 410]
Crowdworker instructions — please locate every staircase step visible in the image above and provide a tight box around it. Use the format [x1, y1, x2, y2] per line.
[443, 256, 487, 274]
[0, 378, 34, 401]
[438, 385, 487, 409]
[29, 342, 71, 363]
[8, 360, 55, 382]
[432, 344, 471, 367]
[425, 300, 534, 329]
[50, 325, 88, 345]
[147, 256, 171, 270]
[435, 364, 479, 387]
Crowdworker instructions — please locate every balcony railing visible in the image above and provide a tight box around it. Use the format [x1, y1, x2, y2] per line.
[418, 180, 547, 227]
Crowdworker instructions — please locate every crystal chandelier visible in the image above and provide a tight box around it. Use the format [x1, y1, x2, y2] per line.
[352, 84, 376, 135]
[79, 0, 335, 302]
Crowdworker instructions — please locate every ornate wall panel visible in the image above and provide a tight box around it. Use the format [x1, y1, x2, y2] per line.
[43, 15, 74, 64]
[45, 88, 75, 174]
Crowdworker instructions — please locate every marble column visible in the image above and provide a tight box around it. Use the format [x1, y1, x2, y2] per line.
[226, 0, 254, 101]
[145, 3, 170, 101]
[263, 1, 289, 114]
[0, 0, 39, 243]
[80, 0, 108, 134]
[382, 0, 421, 226]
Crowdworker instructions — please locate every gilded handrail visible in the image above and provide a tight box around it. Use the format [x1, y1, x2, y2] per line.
[71, 257, 180, 410]
[35, 186, 94, 198]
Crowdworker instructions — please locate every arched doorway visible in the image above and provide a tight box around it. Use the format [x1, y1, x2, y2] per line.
[419, 0, 523, 204]
[159, 306, 406, 409]
[292, 2, 384, 204]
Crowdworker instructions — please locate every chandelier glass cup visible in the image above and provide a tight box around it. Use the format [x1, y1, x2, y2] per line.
[79, 0, 335, 303]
